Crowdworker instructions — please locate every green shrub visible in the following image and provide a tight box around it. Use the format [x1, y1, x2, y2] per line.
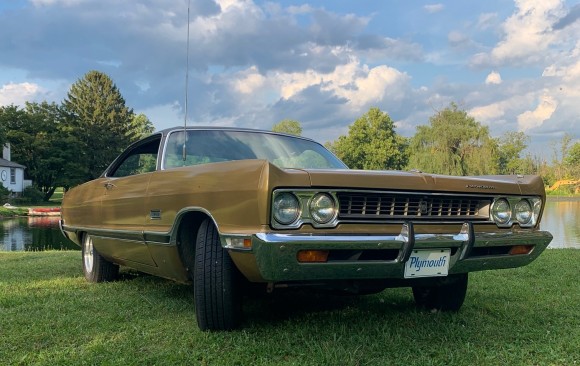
[0, 184, 11, 202]
[17, 186, 45, 204]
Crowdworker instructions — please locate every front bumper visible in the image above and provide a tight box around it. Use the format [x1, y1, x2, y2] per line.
[239, 223, 553, 282]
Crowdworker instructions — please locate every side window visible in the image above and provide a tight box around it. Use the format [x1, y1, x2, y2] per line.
[109, 136, 161, 178]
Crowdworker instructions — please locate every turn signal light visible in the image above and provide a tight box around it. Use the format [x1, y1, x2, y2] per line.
[297, 250, 329, 263]
[509, 245, 534, 255]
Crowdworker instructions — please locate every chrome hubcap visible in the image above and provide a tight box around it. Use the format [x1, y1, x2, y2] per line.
[84, 235, 94, 273]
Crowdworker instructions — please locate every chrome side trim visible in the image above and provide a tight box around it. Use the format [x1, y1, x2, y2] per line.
[62, 206, 222, 248]
[61, 225, 144, 243]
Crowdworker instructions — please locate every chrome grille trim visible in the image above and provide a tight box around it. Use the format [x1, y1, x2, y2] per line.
[336, 191, 492, 222]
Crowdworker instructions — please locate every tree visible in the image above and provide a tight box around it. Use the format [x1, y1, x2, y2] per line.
[551, 134, 573, 180]
[326, 107, 408, 170]
[63, 70, 134, 180]
[496, 131, 529, 175]
[407, 103, 497, 176]
[1, 102, 86, 201]
[0, 105, 12, 147]
[272, 119, 302, 136]
[129, 113, 155, 141]
[564, 141, 580, 178]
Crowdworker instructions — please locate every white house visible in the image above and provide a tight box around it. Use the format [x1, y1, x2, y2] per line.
[0, 144, 29, 194]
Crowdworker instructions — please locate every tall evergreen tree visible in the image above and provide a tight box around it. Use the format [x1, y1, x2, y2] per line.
[63, 70, 134, 180]
[326, 107, 408, 170]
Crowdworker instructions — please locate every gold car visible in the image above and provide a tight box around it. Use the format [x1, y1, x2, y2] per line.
[60, 127, 553, 330]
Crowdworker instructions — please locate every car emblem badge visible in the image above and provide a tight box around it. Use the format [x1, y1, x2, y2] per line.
[419, 200, 428, 214]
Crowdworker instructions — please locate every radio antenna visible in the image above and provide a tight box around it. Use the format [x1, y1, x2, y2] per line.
[182, 0, 191, 162]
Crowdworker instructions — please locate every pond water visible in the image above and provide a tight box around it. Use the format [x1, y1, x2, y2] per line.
[1, 200, 578, 251]
[0, 216, 77, 251]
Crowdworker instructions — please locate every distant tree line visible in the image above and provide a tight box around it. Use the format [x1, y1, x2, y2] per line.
[1, 69, 577, 202]
[0, 70, 153, 201]
[274, 104, 579, 191]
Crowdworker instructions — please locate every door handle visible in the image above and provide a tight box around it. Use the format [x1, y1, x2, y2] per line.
[104, 182, 116, 190]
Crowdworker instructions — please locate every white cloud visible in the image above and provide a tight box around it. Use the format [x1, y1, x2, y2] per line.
[424, 4, 444, 14]
[468, 93, 534, 127]
[230, 59, 409, 110]
[517, 93, 558, 131]
[0, 82, 42, 106]
[448, 31, 469, 47]
[471, 0, 566, 67]
[485, 71, 502, 85]
[542, 41, 580, 83]
[477, 13, 499, 30]
[469, 103, 506, 122]
[233, 66, 267, 94]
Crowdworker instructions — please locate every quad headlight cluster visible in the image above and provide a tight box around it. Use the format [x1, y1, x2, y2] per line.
[272, 190, 339, 229]
[490, 196, 542, 228]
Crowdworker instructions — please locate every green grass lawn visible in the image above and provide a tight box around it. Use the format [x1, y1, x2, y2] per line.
[48, 187, 64, 204]
[0, 250, 578, 365]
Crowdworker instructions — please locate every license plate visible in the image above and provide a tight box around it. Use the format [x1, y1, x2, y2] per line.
[404, 249, 450, 278]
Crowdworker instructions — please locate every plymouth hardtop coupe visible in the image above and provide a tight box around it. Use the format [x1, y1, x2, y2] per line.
[61, 127, 553, 330]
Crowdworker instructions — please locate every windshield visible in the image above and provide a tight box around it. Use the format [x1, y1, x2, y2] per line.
[163, 130, 347, 170]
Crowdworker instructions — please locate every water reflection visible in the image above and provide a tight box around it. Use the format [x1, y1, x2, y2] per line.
[542, 199, 580, 249]
[0, 199, 578, 251]
[0, 216, 77, 251]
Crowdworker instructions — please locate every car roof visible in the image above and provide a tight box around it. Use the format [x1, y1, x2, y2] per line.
[155, 126, 318, 143]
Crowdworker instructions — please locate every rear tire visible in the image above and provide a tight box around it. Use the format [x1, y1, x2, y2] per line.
[412, 273, 468, 311]
[194, 219, 242, 331]
[82, 233, 119, 283]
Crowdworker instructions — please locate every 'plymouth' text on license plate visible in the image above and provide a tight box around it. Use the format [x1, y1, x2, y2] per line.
[404, 249, 450, 278]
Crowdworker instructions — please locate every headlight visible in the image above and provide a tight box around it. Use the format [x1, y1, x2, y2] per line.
[273, 192, 300, 225]
[514, 199, 532, 225]
[309, 193, 337, 224]
[491, 198, 511, 225]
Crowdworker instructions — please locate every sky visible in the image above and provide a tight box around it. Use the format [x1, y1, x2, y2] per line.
[0, 0, 579, 159]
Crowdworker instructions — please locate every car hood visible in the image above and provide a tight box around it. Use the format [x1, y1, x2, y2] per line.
[285, 168, 546, 196]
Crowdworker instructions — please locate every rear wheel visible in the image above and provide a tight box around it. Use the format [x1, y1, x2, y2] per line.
[82, 234, 119, 282]
[412, 273, 468, 311]
[194, 219, 242, 331]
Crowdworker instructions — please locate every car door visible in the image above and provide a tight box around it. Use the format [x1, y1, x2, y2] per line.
[94, 135, 161, 266]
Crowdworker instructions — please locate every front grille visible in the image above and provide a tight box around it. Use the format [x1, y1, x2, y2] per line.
[337, 191, 491, 222]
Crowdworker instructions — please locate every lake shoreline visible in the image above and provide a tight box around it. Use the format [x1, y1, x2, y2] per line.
[546, 195, 580, 202]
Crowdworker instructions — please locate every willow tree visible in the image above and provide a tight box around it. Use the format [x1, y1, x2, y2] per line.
[327, 107, 408, 170]
[407, 103, 497, 176]
[272, 119, 302, 136]
[63, 70, 134, 180]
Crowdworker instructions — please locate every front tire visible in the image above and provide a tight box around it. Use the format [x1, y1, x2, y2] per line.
[82, 233, 119, 283]
[194, 219, 242, 331]
[412, 273, 468, 311]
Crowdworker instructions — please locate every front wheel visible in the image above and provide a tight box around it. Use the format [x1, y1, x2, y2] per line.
[82, 233, 119, 283]
[194, 219, 242, 331]
[412, 273, 468, 311]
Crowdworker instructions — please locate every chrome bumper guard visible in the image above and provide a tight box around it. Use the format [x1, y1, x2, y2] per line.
[247, 222, 553, 282]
